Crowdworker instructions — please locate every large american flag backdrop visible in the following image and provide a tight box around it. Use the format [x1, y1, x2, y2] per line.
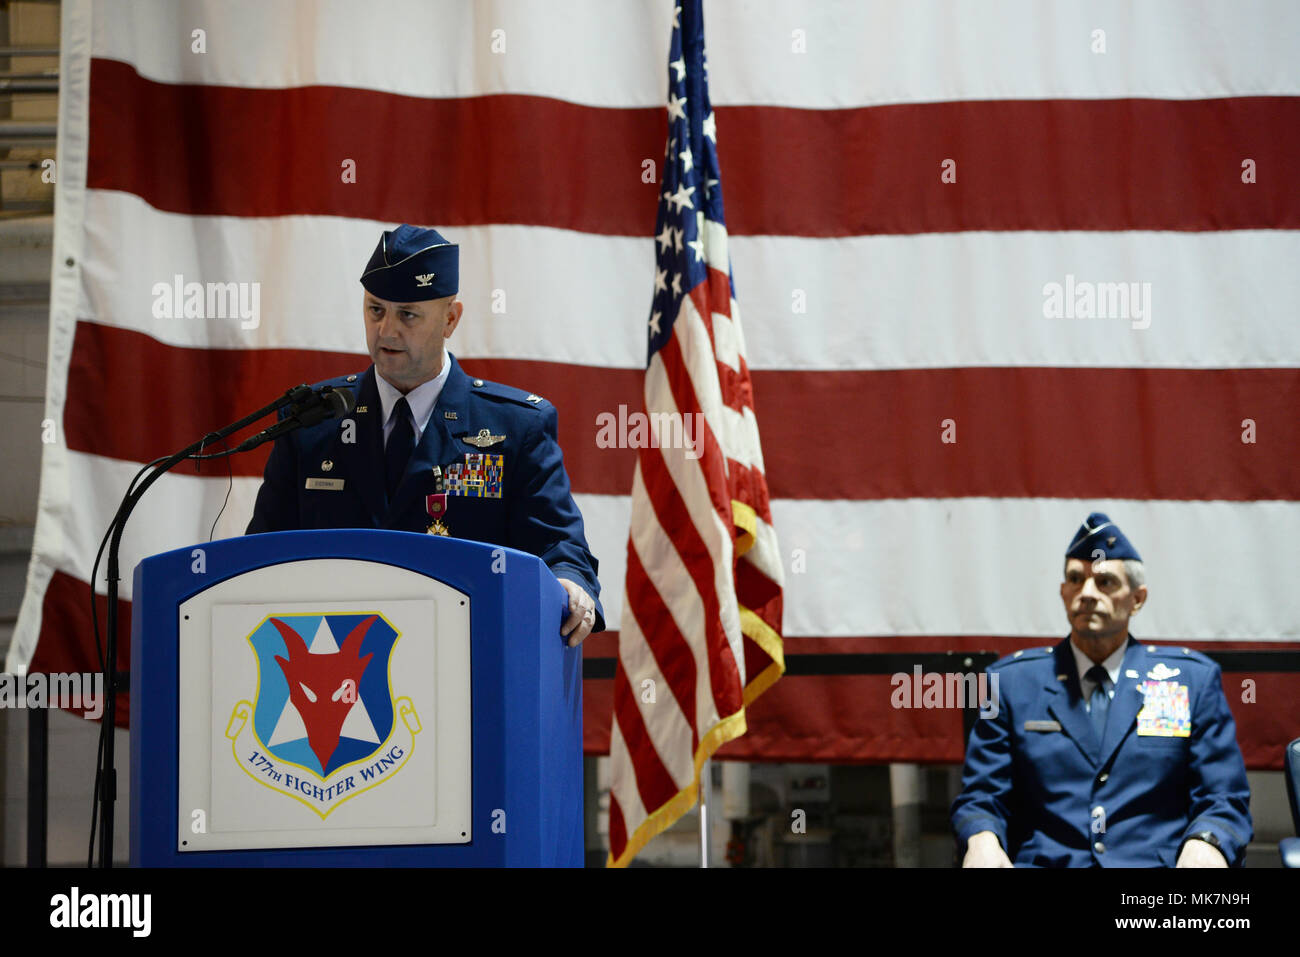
[10, 0, 1299, 795]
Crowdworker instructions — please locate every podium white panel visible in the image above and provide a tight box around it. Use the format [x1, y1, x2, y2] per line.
[175, 559, 471, 851]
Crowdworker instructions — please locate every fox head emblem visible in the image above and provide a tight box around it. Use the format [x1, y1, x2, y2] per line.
[271, 616, 376, 771]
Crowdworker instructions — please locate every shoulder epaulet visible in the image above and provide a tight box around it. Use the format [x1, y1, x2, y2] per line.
[1142, 643, 1217, 667]
[468, 376, 551, 410]
[312, 371, 366, 391]
[991, 646, 1054, 669]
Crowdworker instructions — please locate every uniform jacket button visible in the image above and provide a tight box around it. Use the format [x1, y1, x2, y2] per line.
[1094, 841, 1105, 853]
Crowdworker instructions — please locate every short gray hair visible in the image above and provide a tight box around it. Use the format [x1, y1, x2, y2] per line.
[1122, 559, 1145, 590]
[1063, 558, 1146, 590]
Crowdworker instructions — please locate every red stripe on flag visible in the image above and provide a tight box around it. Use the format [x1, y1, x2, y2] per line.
[654, 335, 733, 526]
[749, 365, 1300, 502]
[64, 321, 364, 473]
[86, 58, 663, 236]
[611, 662, 681, 813]
[65, 324, 1300, 499]
[607, 793, 628, 861]
[720, 96, 1300, 235]
[85, 59, 1300, 234]
[637, 445, 744, 717]
[28, 570, 132, 727]
[735, 556, 782, 629]
[624, 544, 700, 751]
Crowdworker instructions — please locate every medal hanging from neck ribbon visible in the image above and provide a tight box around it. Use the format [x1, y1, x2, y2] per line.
[426, 466, 449, 535]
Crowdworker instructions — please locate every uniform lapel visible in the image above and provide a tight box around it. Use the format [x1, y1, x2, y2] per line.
[1099, 637, 1146, 767]
[1044, 638, 1100, 766]
[349, 368, 386, 526]
[426, 353, 471, 463]
[390, 354, 470, 517]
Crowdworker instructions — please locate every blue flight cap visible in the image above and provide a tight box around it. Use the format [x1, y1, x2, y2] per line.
[1065, 512, 1142, 562]
[359, 225, 458, 301]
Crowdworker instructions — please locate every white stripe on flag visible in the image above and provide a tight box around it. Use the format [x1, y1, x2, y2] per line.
[81, 191, 1300, 369]
[23, 451, 1300, 645]
[92, 0, 1300, 106]
[644, 350, 744, 672]
[615, 568, 698, 787]
[625, 463, 725, 743]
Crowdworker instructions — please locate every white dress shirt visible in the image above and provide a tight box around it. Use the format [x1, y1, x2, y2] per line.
[375, 356, 452, 447]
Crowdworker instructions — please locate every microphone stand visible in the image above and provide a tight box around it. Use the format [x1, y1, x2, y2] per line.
[97, 385, 311, 867]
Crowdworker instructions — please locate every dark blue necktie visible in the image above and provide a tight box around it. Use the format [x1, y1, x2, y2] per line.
[1086, 665, 1111, 741]
[384, 397, 415, 501]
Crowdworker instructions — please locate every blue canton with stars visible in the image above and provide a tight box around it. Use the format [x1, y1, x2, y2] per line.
[649, 0, 731, 361]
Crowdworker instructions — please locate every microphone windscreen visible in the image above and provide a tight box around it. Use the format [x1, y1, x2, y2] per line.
[323, 386, 356, 418]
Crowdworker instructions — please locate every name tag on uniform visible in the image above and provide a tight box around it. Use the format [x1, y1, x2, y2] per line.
[1023, 720, 1062, 732]
[305, 477, 345, 491]
[1137, 680, 1191, 737]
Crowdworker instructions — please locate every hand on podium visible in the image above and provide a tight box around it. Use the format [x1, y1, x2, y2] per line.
[557, 577, 598, 647]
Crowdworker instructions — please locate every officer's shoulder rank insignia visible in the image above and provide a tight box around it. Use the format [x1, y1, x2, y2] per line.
[466, 376, 545, 409]
[464, 428, 505, 448]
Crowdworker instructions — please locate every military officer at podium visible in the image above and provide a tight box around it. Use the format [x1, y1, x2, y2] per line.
[951, 513, 1252, 867]
[247, 224, 603, 646]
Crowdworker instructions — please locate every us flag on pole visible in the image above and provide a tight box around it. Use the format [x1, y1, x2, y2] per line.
[607, 0, 784, 868]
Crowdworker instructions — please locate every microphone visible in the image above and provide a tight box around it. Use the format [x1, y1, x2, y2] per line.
[235, 385, 356, 452]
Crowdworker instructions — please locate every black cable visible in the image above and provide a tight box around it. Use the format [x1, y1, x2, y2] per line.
[207, 436, 235, 542]
[87, 442, 266, 860]
[87, 456, 166, 865]
[86, 713, 105, 868]
[87, 383, 318, 865]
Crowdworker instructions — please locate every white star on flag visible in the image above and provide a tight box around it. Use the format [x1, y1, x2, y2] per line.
[669, 182, 695, 211]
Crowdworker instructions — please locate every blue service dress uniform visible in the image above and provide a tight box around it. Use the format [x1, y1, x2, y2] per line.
[246, 354, 604, 630]
[951, 637, 1252, 866]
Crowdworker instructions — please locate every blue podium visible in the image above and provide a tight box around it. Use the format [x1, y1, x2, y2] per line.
[129, 529, 583, 866]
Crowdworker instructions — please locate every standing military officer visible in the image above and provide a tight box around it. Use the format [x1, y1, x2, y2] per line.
[951, 513, 1252, 867]
[247, 225, 603, 646]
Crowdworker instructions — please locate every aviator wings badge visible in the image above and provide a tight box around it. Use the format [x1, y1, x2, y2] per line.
[463, 428, 506, 449]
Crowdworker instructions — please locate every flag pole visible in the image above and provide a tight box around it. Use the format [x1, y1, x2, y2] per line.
[699, 757, 712, 867]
